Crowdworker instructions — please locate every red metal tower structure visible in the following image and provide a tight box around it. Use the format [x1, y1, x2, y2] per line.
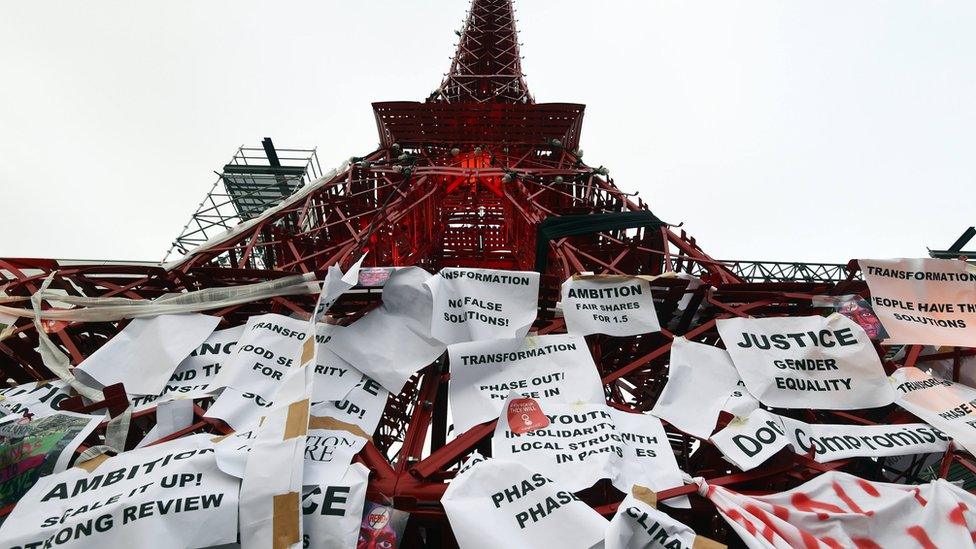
[1, 1, 973, 546]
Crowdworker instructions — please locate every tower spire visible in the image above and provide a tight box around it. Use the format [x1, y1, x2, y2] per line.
[430, 0, 532, 104]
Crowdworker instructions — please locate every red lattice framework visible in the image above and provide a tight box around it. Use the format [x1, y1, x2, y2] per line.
[1, 1, 974, 546]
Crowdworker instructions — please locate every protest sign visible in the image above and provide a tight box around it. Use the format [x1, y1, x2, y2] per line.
[0, 411, 102, 508]
[358, 500, 409, 548]
[76, 313, 221, 396]
[209, 313, 308, 395]
[132, 326, 244, 411]
[705, 470, 976, 549]
[889, 366, 976, 456]
[710, 409, 790, 471]
[302, 462, 368, 549]
[331, 267, 446, 394]
[309, 325, 361, 403]
[812, 294, 889, 340]
[503, 392, 549, 435]
[0, 380, 72, 418]
[561, 275, 661, 337]
[442, 457, 607, 549]
[427, 267, 540, 344]
[776, 415, 950, 463]
[0, 434, 239, 549]
[448, 334, 604, 433]
[303, 416, 368, 486]
[492, 403, 685, 499]
[606, 489, 717, 549]
[722, 380, 760, 417]
[716, 314, 894, 410]
[312, 374, 389, 436]
[860, 258, 976, 346]
[651, 338, 741, 438]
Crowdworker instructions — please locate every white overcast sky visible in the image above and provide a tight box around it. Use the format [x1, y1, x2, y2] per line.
[1, 1, 973, 263]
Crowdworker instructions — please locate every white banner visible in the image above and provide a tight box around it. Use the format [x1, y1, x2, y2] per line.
[331, 267, 446, 395]
[0, 434, 239, 549]
[132, 326, 244, 411]
[560, 276, 661, 337]
[448, 335, 605, 433]
[442, 457, 607, 549]
[605, 490, 708, 549]
[716, 314, 894, 410]
[705, 470, 976, 549]
[890, 366, 976, 456]
[860, 258, 976, 346]
[777, 415, 950, 463]
[76, 313, 221, 396]
[302, 462, 368, 549]
[428, 267, 540, 344]
[492, 403, 685, 499]
[309, 324, 362, 403]
[651, 338, 742, 438]
[710, 409, 790, 471]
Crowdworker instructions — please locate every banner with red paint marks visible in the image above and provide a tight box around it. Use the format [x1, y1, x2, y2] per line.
[702, 470, 976, 549]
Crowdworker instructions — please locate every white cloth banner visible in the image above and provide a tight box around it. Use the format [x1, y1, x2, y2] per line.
[331, 267, 446, 394]
[132, 325, 244, 411]
[710, 409, 791, 471]
[0, 434, 239, 549]
[302, 462, 368, 549]
[561, 276, 661, 337]
[890, 366, 976, 456]
[705, 470, 976, 549]
[76, 313, 221, 396]
[448, 334, 605, 433]
[492, 403, 686, 499]
[427, 267, 540, 344]
[0, 380, 73, 418]
[442, 457, 607, 549]
[716, 314, 895, 410]
[860, 258, 976, 347]
[605, 491, 705, 549]
[776, 415, 950, 463]
[651, 338, 742, 438]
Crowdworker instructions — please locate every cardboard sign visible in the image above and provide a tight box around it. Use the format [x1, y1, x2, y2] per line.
[860, 258, 976, 346]
[492, 403, 685, 499]
[0, 411, 102, 507]
[716, 314, 895, 410]
[76, 313, 221, 396]
[890, 366, 976, 456]
[706, 470, 976, 549]
[331, 267, 446, 395]
[0, 434, 240, 549]
[442, 457, 607, 549]
[710, 409, 790, 471]
[651, 338, 742, 438]
[428, 267, 540, 344]
[561, 276, 661, 337]
[302, 462, 368, 549]
[448, 335, 605, 433]
[132, 326, 244, 411]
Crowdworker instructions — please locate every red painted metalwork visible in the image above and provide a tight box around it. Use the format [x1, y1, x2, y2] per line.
[0, 1, 968, 546]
